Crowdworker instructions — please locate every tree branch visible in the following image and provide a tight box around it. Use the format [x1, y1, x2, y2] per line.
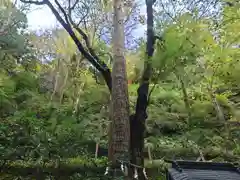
[124, 2, 137, 24]
[54, 0, 70, 25]
[20, 0, 46, 5]
[45, 1, 105, 69]
[69, 0, 80, 10]
[20, 0, 112, 91]
[67, 2, 107, 71]
[70, 1, 89, 26]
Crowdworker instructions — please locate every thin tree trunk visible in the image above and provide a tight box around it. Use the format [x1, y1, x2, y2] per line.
[179, 76, 191, 123]
[212, 94, 225, 121]
[73, 83, 85, 114]
[147, 146, 152, 161]
[59, 68, 68, 104]
[174, 72, 191, 123]
[109, 0, 130, 178]
[51, 71, 59, 101]
[95, 143, 99, 158]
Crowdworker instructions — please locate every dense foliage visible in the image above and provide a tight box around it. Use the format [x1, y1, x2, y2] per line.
[0, 0, 239, 179]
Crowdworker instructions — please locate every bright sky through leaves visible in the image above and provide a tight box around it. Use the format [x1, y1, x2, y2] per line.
[16, 0, 146, 38]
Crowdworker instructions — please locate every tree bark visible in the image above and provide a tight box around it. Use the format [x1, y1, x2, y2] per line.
[109, 0, 130, 177]
[131, 1, 156, 179]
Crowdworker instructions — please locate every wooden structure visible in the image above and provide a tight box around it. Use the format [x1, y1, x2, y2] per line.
[166, 160, 240, 180]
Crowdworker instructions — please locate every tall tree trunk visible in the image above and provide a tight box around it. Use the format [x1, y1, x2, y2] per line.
[109, 0, 130, 177]
[130, 1, 156, 180]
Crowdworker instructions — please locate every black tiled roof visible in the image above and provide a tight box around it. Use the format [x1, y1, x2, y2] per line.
[166, 160, 240, 180]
